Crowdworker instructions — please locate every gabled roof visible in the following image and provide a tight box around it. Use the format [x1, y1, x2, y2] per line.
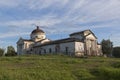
[69, 29, 97, 39]
[17, 37, 34, 44]
[70, 29, 89, 36]
[34, 38, 82, 48]
[22, 39, 33, 42]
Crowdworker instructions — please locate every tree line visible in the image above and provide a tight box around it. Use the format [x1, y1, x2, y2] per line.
[0, 46, 16, 57]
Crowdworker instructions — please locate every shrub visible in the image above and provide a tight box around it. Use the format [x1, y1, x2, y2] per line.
[5, 46, 17, 56]
[0, 48, 5, 56]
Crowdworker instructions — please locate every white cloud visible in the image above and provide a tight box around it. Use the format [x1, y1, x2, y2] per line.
[27, 0, 69, 10]
[52, 0, 119, 25]
[0, 18, 62, 29]
[0, 0, 69, 9]
[0, 0, 21, 8]
[0, 32, 29, 38]
[0, 0, 120, 47]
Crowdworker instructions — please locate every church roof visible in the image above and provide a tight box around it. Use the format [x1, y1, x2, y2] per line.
[17, 37, 34, 44]
[69, 29, 97, 39]
[22, 39, 33, 42]
[31, 26, 45, 34]
[34, 38, 82, 48]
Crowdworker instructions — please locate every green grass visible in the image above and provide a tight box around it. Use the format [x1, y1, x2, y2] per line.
[0, 55, 120, 80]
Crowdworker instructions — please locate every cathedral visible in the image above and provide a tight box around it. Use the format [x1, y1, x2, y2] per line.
[17, 26, 102, 57]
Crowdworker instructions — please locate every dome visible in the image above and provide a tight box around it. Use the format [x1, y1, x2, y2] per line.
[30, 26, 46, 42]
[31, 26, 45, 34]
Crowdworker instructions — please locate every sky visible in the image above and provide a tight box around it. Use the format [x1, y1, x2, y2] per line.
[0, 0, 120, 49]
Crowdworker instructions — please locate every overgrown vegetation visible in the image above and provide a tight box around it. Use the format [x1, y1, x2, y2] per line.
[5, 46, 16, 56]
[0, 55, 120, 80]
[101, 39, 113, 57]
[0, 48, 5, 56]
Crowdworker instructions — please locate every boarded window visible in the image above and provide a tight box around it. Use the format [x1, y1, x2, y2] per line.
[65, 47, 69, 55]
[55, 44, 60, 53]
[55, 47, 57, 53]
[49, 48, 52, 53]
[39, 50, 41, 55]
[44, 49, 46, 53]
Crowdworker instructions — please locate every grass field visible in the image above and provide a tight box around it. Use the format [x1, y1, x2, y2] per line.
[0, 55, 120, 80]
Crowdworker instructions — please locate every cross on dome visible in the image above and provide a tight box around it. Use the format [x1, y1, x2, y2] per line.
[36, 26, 39, 30]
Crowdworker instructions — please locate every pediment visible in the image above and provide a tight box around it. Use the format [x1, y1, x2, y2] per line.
[17, 38, 24, 44]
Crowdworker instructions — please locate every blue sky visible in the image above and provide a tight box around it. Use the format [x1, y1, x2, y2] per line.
[0, 0, 120, 49]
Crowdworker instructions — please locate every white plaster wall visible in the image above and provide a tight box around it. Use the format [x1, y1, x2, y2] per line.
[84, 30, 90, 36]
[34, 42, 75, 56]
[17, 39, 24, 55]
[41, 45, 56, 54]
[41, 39, 51, 44]
[75, 42, 84, 56]
[34, 44, 56, 55]
[17, 38, 34, 55]
[31, 33, 46, 42]
[24, 41, 34, 50]
[17, 44, 24, 55]
[86, 34, 96, 40]
[35, 42, 41, 46]
[97, 44, 103, 56]
[60, 42, 75, 55]
[34, 39, 50, 46]
[98, 45, 101, 49]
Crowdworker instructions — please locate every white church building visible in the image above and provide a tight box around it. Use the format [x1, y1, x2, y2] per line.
[17, 26, 102, 57]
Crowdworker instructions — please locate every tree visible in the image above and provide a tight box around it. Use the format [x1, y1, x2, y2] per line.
[101, 39, 113, 57]
[112, 47, 120, 58]
[0, 48, 5, 56]
[5, 46, 16, 56]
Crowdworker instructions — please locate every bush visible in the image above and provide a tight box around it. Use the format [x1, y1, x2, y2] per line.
[0, 48, 5, 56]
[101, 39, 113, 56]
[5, 46, 17, 56]
[5, 52, 17, 56]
